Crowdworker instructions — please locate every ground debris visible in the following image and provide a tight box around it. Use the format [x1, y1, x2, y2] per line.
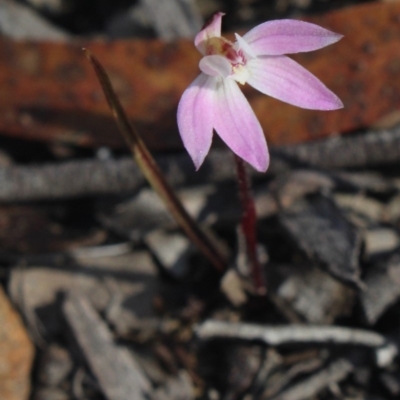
[35, 345, 71, 393]
[98, 183, 241, 239]
[0, 0, 68, 40]
[1, 126, 400, 202]
[63, 294, 151, 400]
[0, 286, 34, 400]
[380, 371, 400, 397]
[195, 320, 398, 367]
[4, 1, 400, 399]
[279, 193, 362, 286]
[145, 230, 194, 278]
[199, 342, 264, 400]
[152, 371, 195, 400]
[269, 358, 354, 400]
[364, 228, 400, 259]
[274, 264, 355, 324]
[334, 194, 385, 225]
[277, 126, 400, 170]
[7, 249, 160, 337]
[141, 0, 202, 39]
[361, 254, 400, 324]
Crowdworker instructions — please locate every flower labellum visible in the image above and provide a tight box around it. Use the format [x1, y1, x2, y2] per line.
[177, 13, 344, 172]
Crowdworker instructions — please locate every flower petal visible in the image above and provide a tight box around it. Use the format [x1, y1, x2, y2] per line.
[199, 55, 232, 78]
[234, 33, 257, 59]
[195, 12, 225, 54]
[243, 20, 343, 56]
[177, 73, 216, 169]
[247, 56, 343, 110]
[213, 79, 269, 172]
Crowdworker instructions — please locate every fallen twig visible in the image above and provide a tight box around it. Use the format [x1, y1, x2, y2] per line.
[0, 127, 400, 202]
[195, 320, 397, 367]
[277, 125, 400, 169]
[0, 150, 238, 202]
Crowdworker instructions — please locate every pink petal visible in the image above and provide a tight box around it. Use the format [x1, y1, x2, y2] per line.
[243, 20, 343, 56]
[199, 55, 232, 78]
[247, 56, 343, 110]
[213, 79, 269, 172]
[195, 12, 225, 54]
[177, 73, 216, 170]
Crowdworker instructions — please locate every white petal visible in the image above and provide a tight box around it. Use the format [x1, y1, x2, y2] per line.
[199, 55, 232, 78]
[234, 33, 257, 59]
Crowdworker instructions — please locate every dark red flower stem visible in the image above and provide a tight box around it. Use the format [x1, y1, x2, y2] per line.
[234, 154, 266, 295]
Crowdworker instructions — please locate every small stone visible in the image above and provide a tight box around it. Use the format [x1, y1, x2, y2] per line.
[276, 265, 355, 324]
[364, 228, 400, 258]
[334, 193, 384, 223]
[361, 255, 400, 324]
[145, 230, 193, 278]
[385, 194, 400, 222]
[220, 269, 247, 307]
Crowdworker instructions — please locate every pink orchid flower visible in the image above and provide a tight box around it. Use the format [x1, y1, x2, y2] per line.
[177, 13, 343, 172]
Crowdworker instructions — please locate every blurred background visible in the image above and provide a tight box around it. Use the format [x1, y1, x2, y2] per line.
[2, 1, 400, 400]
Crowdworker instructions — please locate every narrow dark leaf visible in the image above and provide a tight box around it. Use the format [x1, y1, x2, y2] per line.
[85, 50, 227, 272]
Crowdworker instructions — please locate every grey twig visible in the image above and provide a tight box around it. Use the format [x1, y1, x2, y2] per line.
[195, 320, 397, 367]
[277, 125, 400, 169]
[1, 127, 400, 202]
[0, 150, 238, 202]
[63, 295, 151, 400]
